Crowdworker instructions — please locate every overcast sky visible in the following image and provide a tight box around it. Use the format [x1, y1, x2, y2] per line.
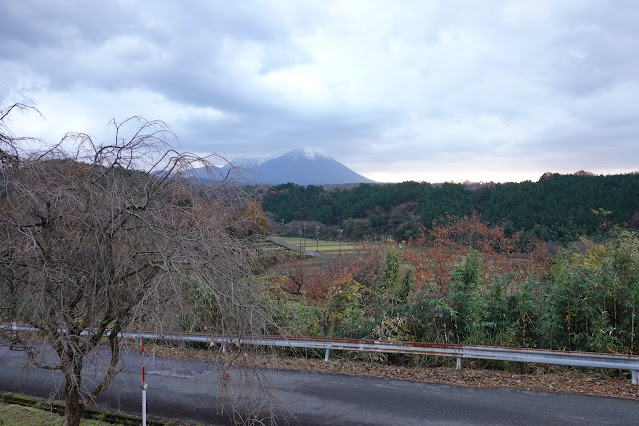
[1, 1, 638, 183]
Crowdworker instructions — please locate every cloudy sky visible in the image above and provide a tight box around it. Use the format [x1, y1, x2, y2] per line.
[1, 1, 638, 183]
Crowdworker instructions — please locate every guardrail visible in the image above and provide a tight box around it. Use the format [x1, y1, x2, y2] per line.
[4, 324, 638, 385]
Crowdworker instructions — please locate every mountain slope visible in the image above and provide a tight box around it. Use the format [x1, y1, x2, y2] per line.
[255, 148, 374, 185]
[194, 148, 375, 186]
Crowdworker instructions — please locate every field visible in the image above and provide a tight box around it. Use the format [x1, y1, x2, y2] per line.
[0, 401, 110, 426]
[261, 236, 361, 256]
[0, 393, 167, 425]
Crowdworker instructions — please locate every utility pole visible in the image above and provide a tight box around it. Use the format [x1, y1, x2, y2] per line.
[303, 223, 307, 250]
[315, 225, 320, 254]
[299, 229, 303, 256]
[338, 228, 344, 256]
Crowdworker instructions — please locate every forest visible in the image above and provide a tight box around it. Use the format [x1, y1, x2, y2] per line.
[260, 172, 639, 243]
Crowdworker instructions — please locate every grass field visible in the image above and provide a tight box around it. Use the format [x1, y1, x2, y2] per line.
[0, 401, 110, 425]
[266, 236, 360, 255]
[0, 393, 168, 425]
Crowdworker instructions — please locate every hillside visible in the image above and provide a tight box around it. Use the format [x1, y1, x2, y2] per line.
[260, 172, 639, 242]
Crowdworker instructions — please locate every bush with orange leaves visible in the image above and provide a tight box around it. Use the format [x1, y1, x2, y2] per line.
[271, 237, 392, 304]
[404, 213, 549, 295]
[241, 201, 270, 236]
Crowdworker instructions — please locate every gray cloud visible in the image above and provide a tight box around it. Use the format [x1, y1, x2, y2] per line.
[1, 0, 638, 183]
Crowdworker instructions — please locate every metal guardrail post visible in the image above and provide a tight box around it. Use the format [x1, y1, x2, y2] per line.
[456, 357, 462, 370]
[324, 348, 330, 362]
[633, 370, 638, 385]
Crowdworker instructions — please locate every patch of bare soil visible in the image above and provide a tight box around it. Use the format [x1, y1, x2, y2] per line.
[144, 345, 639, 400]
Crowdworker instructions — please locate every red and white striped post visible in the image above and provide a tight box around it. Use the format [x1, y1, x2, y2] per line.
[141, 337, 147, 426]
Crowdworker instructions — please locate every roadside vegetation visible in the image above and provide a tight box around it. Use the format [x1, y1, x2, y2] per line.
[0, 398, 119, 426]
[0, 402, 98, 426]
[0, 395, 186, 425]
[257, 214, 639, 357]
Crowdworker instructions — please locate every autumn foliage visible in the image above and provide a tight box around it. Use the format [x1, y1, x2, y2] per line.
[241, 201, 270, 235]
[404, 212, 549, 294]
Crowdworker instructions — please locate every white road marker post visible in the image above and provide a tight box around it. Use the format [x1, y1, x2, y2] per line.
[141, 337, 147, 426]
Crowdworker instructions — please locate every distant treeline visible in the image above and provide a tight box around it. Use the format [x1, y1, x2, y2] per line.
[260, 172, 639, 242]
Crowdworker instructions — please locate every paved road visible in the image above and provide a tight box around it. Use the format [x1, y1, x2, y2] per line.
[1, 345, 638, 425]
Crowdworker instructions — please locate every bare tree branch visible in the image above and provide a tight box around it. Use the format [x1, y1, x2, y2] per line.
[0, 105, 275, 426]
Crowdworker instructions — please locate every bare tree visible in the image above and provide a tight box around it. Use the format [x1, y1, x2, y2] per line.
[0, 105, 272, 425]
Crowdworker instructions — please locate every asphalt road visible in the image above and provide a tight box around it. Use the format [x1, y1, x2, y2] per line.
[1, 344, 638, 425]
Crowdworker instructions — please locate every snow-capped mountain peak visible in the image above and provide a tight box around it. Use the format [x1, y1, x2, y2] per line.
[192, 148, 374, 186]
[229, 156, 271, 168]
[255, 148, 372, 185]
[285, 147, 331, 161]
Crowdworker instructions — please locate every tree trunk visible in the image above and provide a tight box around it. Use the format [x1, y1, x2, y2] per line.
[62, 353, 85, 426]
[64, 385, 85, 426]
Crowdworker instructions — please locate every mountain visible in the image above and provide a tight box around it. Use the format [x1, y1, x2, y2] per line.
[195, 148, 375, 186]
[224, 156, 271, 169]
